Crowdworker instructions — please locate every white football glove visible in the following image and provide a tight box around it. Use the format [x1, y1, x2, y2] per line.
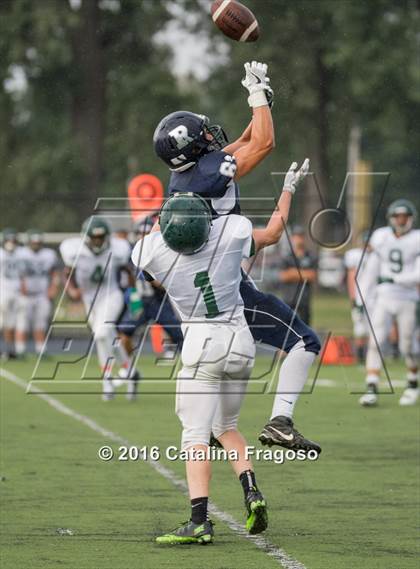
[241, 61, 271, 108]
[283, 159, 310, 194]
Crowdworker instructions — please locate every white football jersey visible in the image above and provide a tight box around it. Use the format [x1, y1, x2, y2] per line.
[344, 247, 364, 270]
[0, 246, 26, 295]
[361, 226, 420, 302]
[20, 247, 58, 295]
[60, 236, 131, 301]
[131, 215, 254, 322]
[345, 247, 375, 307]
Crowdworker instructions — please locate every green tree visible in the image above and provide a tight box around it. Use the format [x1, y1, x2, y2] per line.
[187, 0, 419, 222]
[0, 0, 196, 230]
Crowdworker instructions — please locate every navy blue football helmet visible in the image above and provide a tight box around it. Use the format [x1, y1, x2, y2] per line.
[153, 111, 228, 172]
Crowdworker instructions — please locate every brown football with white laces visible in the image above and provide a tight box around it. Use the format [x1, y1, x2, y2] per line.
[211, 0, 259, 43]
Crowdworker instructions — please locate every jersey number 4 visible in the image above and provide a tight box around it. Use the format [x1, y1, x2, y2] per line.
[91, 265, 104, 283]
[194, 271, 220, 318]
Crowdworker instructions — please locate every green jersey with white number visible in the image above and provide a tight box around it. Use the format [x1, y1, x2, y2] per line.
[60, 236, 131, 303]
[131, 215, 254, 322]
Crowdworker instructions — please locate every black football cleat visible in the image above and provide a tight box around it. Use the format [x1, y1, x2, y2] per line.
[245, 489, 268, 535]
[259, 415, 321, 454]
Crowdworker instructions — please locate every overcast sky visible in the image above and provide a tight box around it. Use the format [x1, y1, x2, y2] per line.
[155, 1, 230, 81]
[4, 0, 229, 96]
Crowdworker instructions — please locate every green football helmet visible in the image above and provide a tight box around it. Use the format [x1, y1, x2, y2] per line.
[159, 193, 212, 255]
[82, 216, 111, 254]
[2, 228, 18, 251]
[387, 199, 417, 235]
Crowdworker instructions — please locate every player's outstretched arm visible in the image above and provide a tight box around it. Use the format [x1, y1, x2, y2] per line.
[223, 119, 253, 155]
[253, 159, 309, 252]
[230, 62, 275, 180]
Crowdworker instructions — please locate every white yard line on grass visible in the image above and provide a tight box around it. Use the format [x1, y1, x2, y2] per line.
[1, 368, 307, 569]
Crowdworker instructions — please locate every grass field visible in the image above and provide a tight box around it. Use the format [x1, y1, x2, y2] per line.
[1, 350, 418, 569]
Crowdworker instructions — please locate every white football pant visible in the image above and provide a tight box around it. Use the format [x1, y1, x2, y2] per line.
[176, 313, 255, 450]
[85, 289, 129, 372]
[0, 292, 18, 330]
[366, 297, 418, 372]
[15, 294, 52, 333]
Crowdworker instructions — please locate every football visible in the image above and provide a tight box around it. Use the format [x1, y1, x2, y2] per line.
[211, 0, 259, 42]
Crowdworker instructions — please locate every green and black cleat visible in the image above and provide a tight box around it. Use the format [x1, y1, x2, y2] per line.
[259, 415, 321, 455]
[155, 519, 214, 545]
[245, 489, 268, 535]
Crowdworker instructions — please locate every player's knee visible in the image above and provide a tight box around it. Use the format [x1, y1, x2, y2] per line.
[181, 429, 211, 451]
[117, 322, 136, 337]
[94, 326, 112, 341]
[212, 420, 238, 439]
[300, 326, 321, 355]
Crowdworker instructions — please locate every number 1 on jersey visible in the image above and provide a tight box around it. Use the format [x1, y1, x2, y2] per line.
[194, 271, 220, 318]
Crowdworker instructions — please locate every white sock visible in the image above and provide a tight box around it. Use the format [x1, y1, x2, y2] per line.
[35, 341, 44, 354]
[366, 373, 379, 386]
[114, 340, 135, 377]
[366, 343, 382, 371]
[96, 336, 115, 372]
[407, 371, 418, 382]
[271, 340, 316, 420]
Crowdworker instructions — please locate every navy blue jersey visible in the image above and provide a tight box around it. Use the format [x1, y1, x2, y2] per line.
[166, 150, 321, 355]
[168, 151, 241, 218]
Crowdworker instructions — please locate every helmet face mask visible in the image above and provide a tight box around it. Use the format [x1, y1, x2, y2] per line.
[4, 239, 17, 252]
[88, 234, 109, 254]
[27, 229, 44, 252]
[153, 111, 228, 172]
[204, 123, 229, 153]
[159, 193, 212, 255]
[389, 213, 412, 235]
[387, 199, 417, 236]
[82, 217, 111, 255]
[2, 228, 18, 252]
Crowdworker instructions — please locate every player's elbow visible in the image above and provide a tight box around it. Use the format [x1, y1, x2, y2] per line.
[262, 134, 275, 153]
[263, 229, 282, 247]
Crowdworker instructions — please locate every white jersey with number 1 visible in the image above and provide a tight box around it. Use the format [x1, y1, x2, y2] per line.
[131, 215, 254, 323]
